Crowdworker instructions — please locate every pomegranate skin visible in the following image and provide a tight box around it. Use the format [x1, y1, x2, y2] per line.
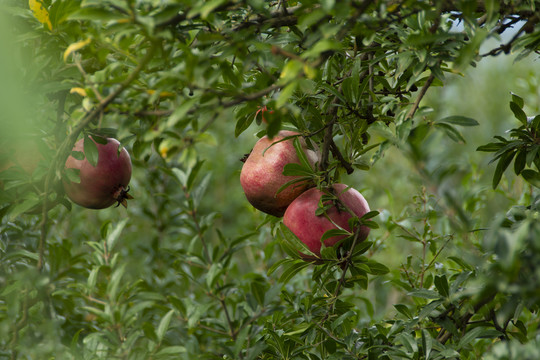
[63, 137, 132, 209]
[240, 131, 319, 217]
[283, 184, 371, 258]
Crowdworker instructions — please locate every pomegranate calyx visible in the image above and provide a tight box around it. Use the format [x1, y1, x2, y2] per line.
[114, 186, 134, 208]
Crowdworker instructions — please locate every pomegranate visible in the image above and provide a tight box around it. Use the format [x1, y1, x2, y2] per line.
[283, 183, 371, 259]
[240, 130, 320, 217]
[63, 136, 132, 209]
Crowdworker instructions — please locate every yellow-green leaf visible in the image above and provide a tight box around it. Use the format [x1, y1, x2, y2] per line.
[29, 0, 52, 30]
[63, 38, 92, 62]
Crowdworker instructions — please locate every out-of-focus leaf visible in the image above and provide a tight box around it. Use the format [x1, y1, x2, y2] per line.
[437, 115, 479, 127]
[29, 0, 52, 30]
[521, 169, 540, 188]
[435, 123, 466, 143]
[157, 309, 175, 343]
[63, 38, 92, 61]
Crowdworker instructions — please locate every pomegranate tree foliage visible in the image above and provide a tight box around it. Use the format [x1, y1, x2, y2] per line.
[1, 0, 540, 358]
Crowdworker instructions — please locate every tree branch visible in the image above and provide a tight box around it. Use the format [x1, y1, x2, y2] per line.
[405, 73, 435, 121]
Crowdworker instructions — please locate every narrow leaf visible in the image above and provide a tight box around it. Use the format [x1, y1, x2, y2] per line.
[514, 149, 526, 175]
[476, 142, 505, 152]
[83, 135, 99, 167]
[320, 228, 351, 243]
[521, 169, 540, 188]
[281, 163, 313, 177]
[63, 38, 92, 61]
[235, 114, 254, 137]
[29, 0, 52, 30]
[511, 93, 524, 109]
[492, 150, 515, 189]
[435, 123, 466, 143]
[157, 309, 175, 343]
[437, 116, 479, 127]
[510, 101, 528, 125]
[276, 176, 311, 195]
[293, 137, 313, 171]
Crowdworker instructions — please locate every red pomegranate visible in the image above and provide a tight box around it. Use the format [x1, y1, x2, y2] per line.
[283, 183, 371, 259]
[63, 136, 132, 209]
[240, 130, 320, 217]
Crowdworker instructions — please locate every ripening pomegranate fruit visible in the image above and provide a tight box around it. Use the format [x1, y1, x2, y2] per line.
[63, 136, 132, 209]
[283, 183, 371, 259]
[240, 130, 320, 217]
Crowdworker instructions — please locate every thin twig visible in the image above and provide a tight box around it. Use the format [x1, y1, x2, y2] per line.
[405, 73, 435, 121]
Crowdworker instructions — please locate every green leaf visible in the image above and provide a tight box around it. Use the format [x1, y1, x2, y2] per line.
[187, 160, 206, 191]
[360, 210, 379, 221]
[188, 0, 226, 19]
[65, 168, 81, 183]
[477, 142, 505, 152]
[365, 260, 389, 275]
[418, 300, 444, 320]
[87, 266, 100, 290]
[514, 149, 526, 175]
[279, 60, 303, 84]
[281, 163, 313, 177]
[106, 218, 128, 251]
[351, 240, 373, 256]
[301, 39, 342, 59]
[458, 326, 501, 349]
[396, 333, 417, 353]
[278, 223, 316, 258]
[157, 309, 175, 343]
[71, 150, 84, 160]
[531, 115, 540, 131]
[235, 113, 254, 138]
[526, 145, 539, 167]
[437, 116, 479, 127]
[422, 329, 433, 360]
[510, 101, 528, 125]
[107, 263, 126, 301]
[83, 135, 99, 167]
[167, 98, 197, 129]
[156, 346, 187, 356]
[8, 194, 41, 220]
[68, 8, 126, 21]
[206, 263, 224, 288]
[267, 258, 293, 277]
[276, 81, 297, 108]
[511, 92, 524, 109]
[91, 135, 108, 145]
[100, 220, 112, 240]
[278, 260, 312, 283]
[320, 228, 351, 243]
[331, 310, 356, 331]
[435, 123, 466, 143]
[293, 137, 313, 171]
[394, 304, 413, 319]
[434, 275, 449, 298]
[408, 289, 440, 299]
[521, 169, 540, 188]
[276, 176, 312, 195]
[492, 150, 516, 189]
